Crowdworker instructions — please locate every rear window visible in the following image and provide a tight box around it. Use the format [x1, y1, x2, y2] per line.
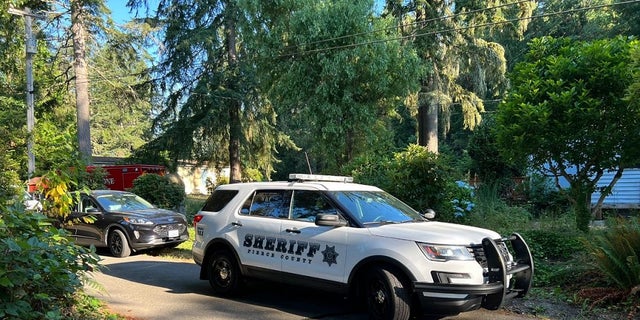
[202, 189, 239, 212]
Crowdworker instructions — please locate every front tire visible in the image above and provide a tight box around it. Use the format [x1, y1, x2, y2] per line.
[364, 266, 411, 320]
[108, 229, 131, 257]
[208, 250, 242, 295]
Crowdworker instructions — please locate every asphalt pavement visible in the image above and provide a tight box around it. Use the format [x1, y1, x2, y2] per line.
[86, 253, 537, 320]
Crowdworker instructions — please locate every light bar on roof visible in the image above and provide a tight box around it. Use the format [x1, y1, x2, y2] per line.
[289, 173, 354, 183]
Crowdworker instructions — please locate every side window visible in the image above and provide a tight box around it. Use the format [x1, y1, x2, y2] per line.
[291, 190, 336, 222]
[82, 198, 98, 213]
[241, 190, 290, 218]
[202, 189, 239, 212]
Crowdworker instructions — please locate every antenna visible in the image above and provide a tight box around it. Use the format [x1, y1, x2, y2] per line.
[305, 152, 313, 174]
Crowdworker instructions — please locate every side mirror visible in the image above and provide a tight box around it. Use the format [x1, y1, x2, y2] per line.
[315, 214, 348, 227]
[422, 209, 436, 220]
[86, 207, 101, 213]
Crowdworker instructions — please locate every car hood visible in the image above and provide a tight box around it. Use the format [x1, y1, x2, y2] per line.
[367, 221, 501, 246]
[111, 208, 186, 222]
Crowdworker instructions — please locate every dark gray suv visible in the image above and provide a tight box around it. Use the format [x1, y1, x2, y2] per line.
[66, 190, 189, 257]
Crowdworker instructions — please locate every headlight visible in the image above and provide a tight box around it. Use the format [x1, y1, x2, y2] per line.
[417, 243, 475, 261]
[123, 217, 153, 225]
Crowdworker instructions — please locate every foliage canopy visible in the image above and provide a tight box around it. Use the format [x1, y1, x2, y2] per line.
[258, 0, 422, 173]
[495, 36, 640, 231]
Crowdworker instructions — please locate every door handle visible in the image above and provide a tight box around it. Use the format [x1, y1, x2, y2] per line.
[285, 228, 301, 234]
[231, 221, 243, 227]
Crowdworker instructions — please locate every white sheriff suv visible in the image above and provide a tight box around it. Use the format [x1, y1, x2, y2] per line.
[192, 174, 533, 320]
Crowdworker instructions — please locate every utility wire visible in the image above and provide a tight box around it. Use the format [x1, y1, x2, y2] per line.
[291, 0, 533, 50]
[46, 0, 640, 89]
[282, 0, 640, 58]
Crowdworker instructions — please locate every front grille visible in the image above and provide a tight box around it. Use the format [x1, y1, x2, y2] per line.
[469, 240, 513, 271]
[153, 223, 187, 237]
[470, 245, 488, 268]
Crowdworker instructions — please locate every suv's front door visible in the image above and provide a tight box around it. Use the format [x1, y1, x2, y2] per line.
[67, 195, 105, 247]
[280, 190, 348, 283]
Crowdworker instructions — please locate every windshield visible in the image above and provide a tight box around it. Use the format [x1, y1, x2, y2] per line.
[96, 194, 154, 212]
[330, 191, 424, 225]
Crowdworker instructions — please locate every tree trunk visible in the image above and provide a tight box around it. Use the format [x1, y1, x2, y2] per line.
[570, 182, 592, 232]
[425, 101, 438, 153]
[418, 102, 427, 146]
[229, 102, 241, 183]
[591, 167, 624, 220]
[414, 5, 438, 154]
[71, 0, 92, 164]
[417, 101, 439, 153]
[225, 1, 242, 183]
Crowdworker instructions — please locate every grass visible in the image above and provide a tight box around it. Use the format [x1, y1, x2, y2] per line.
[150, 228, 195, 260]
[69, 292, 127, 320]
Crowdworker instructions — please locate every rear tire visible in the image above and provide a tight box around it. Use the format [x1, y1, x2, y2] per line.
[208, 250, 242, 295]
[108, 229, 131, 257]
[364, 266, 411, 320]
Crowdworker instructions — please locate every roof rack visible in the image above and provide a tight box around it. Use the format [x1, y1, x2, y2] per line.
[288, 173, 354, 183]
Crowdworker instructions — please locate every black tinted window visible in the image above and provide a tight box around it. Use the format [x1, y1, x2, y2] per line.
[241, 190, 290, 218]
[81, 197, 98, 213]
[202, 190, 239, 212]
[291, 190, 336, 222]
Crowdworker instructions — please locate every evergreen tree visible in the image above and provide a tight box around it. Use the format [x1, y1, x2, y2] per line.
[384, 0, 535, 153]
[89, 23, 155, 157]
[253, 0, 421, 173]
[128, 0, 290, 181]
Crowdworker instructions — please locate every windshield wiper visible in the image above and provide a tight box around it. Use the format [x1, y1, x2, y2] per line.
[363, 220, 398, 225]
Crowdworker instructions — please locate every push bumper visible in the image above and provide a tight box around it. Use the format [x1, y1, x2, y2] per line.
[413, 233, 534, 315]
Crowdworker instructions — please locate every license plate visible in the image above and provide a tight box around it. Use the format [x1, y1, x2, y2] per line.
[168, 230, 179, 238]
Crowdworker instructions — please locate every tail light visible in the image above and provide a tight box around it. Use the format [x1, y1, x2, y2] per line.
[193, 214, 204, 228]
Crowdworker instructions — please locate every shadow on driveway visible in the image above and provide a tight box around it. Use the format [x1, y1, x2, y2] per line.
[92, 253, 367, 320]
[90, 253, 532, 320]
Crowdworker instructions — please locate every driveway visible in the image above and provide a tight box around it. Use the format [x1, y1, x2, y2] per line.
[86, 253, 537, 320]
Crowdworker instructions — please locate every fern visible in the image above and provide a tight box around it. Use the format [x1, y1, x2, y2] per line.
[586, 218, 640, 290]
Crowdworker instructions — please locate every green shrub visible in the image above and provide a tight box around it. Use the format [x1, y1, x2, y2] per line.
[467, 115, 526, 186]
[585, 218, 640, 290]
[80, 167, 109, 190]
[520, 229, 584, 261]
[465, 183, 532, 233]
[520, 174, 571, 217]
[184, 194, 208, 225]
[351, 144, 462, 222]
[348, 153, 391, 190]
[469, 204, 532, 235]
[465, 184, 584, 289]
[129, 173, 185, 211]
[0, 205, 100, 319]
[518, 229, 586, 287]
[69, 292, 121, 320]
[0, 151, 20, 202]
